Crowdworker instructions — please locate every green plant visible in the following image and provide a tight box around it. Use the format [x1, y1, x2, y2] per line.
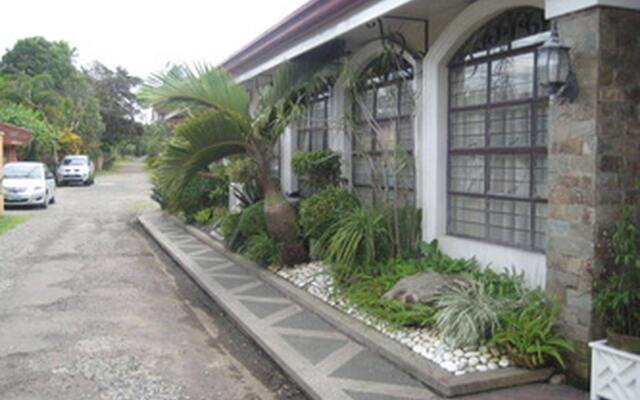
[468, 267, 526, 302]
[194, 208, 214, 224]
[338, 272, 435, 328]
[292, 149, 342, 192]
[219, 212, 242, 249]
[434, 280, 508, 348]
[491, 294, 574, 369]
[177, 174, 226, 222]
[321, 207, 391, 271]
[418, 240, 479, 274]
[386, 206, 422, 259]
[141, 42, 344, 264]
[594, 206, 640, 338]
[237, 201, 267, 238]
[298, 186, 360, 241]
[242, 232, 281, 266]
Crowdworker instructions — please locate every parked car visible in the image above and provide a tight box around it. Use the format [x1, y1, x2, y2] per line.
[56, 155, 95, 186]
[2, 162, 56, 208]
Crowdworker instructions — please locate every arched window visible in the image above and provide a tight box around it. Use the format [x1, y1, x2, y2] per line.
[297, 88, 330, 152]
[447, 7, 550, 252]
[351, 54, 415, 206]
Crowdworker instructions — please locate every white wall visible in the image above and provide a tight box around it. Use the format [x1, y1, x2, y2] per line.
[545, 0, 640, 18]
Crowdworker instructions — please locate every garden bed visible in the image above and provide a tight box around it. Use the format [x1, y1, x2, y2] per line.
[273, 262, 511, 376]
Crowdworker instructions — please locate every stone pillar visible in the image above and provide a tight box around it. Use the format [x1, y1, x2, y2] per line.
[546, 6, 640, 386]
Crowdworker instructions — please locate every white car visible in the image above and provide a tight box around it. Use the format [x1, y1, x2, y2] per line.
[56, 155, 95, 186]
[2, 162, 56, 208]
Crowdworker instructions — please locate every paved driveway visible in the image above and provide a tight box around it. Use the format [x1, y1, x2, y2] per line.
[0, 161, 306, 400]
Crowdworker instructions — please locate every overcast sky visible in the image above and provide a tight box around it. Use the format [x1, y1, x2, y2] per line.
[0, 0, 307, 81]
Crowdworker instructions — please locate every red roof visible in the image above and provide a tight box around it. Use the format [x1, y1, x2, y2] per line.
[0, 122, 34, 146]
[222, 0, 371, 76]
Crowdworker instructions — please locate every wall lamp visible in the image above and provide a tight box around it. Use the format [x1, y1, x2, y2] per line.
[538, 22, 579, 102]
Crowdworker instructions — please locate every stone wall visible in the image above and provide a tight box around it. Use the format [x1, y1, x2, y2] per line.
[547, 6, 640, 386]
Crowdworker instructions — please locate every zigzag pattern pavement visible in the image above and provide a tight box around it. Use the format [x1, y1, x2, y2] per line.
[141, 213, 439, 400]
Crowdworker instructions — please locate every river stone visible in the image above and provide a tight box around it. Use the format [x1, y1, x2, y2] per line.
[382, 272, 465, 305]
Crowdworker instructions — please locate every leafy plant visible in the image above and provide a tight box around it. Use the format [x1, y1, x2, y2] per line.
[219, 212, 242, 249]
[321, 207, 391, 274]
[292, 149, 342, 192]
[468, 267, 526, 302]
[298, 186, 360, 241]
[242, 232, 281, 266]
[491, 294, 574, 369]
[237, 201, 267, 238]
[141, 42, 345, 264]
[386, 206, 422, 260]
[194, 208, 215, 224]
[434, 280, 508, 348]
[418, 240, 479, 274]
[594, 206, 640, 338]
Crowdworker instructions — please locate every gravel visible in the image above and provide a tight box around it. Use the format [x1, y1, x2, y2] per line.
[274, 262, 511, 376]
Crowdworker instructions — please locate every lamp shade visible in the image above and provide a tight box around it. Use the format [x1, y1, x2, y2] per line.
[538, 27, 572, 95]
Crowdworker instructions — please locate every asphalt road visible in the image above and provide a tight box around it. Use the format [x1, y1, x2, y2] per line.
[0, 161, 307, 400]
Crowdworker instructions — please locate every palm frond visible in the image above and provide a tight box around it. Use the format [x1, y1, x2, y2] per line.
[155, 110, 247, 207]
[141, 63, 251, 125]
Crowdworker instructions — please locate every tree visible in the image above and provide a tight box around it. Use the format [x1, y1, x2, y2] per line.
[85, 62, 143, 151]
[0, 102, 59, 164]
[0, 37, 76, 90]
[140, 48, 340, 264]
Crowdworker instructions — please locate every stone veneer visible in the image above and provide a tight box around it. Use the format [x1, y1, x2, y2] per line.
[547, 6, 640, 386]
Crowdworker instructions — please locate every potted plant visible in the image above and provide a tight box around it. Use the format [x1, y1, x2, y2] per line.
[590, 206, 640, 399]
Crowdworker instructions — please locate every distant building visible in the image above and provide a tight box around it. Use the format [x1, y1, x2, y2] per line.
[0, 122, 33, 163]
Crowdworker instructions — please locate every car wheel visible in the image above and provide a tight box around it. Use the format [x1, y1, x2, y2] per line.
[50, 195, 56, 204]
[41, 195, 49, 209]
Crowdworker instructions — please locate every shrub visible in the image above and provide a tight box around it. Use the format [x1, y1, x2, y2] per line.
[194, 208, 215, 224]
[179, 175, 226, 221]
[321, 207, 391, 271]
[298, 187, 360, 242]
[242, 232, 281, 266]
[434, 280, 509, 348]
[418, 240, 478, 274]
[219, 212, 242, 249]
[468, 267, 526, 302]
[292, 150, 342, 192]
[237, 201, 267, 238]
[386, 206, 422, 259]
[491, 294, 574, 369]
[594, 206, 640, 339]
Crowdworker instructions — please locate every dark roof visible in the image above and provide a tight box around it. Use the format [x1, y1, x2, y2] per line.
[222, 0, 370, 76]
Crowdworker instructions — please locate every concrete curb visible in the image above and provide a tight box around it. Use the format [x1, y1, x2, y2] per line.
[142, 212, 554, 397]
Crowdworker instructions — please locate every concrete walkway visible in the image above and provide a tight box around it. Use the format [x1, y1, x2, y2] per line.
[140, 211, 588, 400]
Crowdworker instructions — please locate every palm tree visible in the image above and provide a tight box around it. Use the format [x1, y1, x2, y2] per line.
[140, 54, 339, 264]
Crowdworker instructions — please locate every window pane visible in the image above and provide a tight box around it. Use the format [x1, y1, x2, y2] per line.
[489, 154, 530, 197]
[534, 203, 547, 251]
[354, 186, 374, 206]
[400, 81, 415, 116]
[397, 163, 415, 190]
[297, 130, 309, 151]
[450, 155, 484, 194]
[398, 117, 413, 151]
[450, 63, 488, 107]
[491, 53, 534, 102]
[353, 156, 373, 186]
[489, 105, 530, 147]
[533, 155, 547, 198]
[535, 102, 548, 146]
[376, 84, 399, 119]
[451, 110, 485, 149]
[310, 130, 326, 151]
[377, 120, 398, 151]
[449, 195, 486, 238]
[310, 100, 326, 128]
[488, 199, 531, 247]
[356, 90, 375, 122]
[353, 123, 373, 152]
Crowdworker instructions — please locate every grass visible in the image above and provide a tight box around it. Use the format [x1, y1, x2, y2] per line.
[0, 214, 30, 235]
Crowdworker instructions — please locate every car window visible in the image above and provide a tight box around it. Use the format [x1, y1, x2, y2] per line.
[4, 164, 43, 179]
[63, 157, 88, 166]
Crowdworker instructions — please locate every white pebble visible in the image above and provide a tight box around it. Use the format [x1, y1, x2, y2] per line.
[468, 357, 479, 366]
[476, 365, 489, 372]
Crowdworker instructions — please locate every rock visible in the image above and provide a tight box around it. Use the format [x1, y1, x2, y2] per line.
[464, 351, 480, 358]
[468, 357, 479, 366]
[382, 272, 468, 305]
[498, 359, 510, 368]
[476, 365, 489, 372]
[453, 349, 464, 357]
[488, 362, 498, 370]
[479, 346, 488, 354]
[549, 374, 566, 385]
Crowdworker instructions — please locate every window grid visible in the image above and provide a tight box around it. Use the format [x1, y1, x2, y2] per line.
[352, 61, 415, 206]
[447, 20, 549, 252]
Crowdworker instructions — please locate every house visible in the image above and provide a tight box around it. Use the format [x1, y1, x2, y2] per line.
[221, 0, 640, 385]
[0, 122, 33, 164]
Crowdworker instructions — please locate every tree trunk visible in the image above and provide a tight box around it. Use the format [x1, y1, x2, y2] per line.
[256, 153, 307, 266]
